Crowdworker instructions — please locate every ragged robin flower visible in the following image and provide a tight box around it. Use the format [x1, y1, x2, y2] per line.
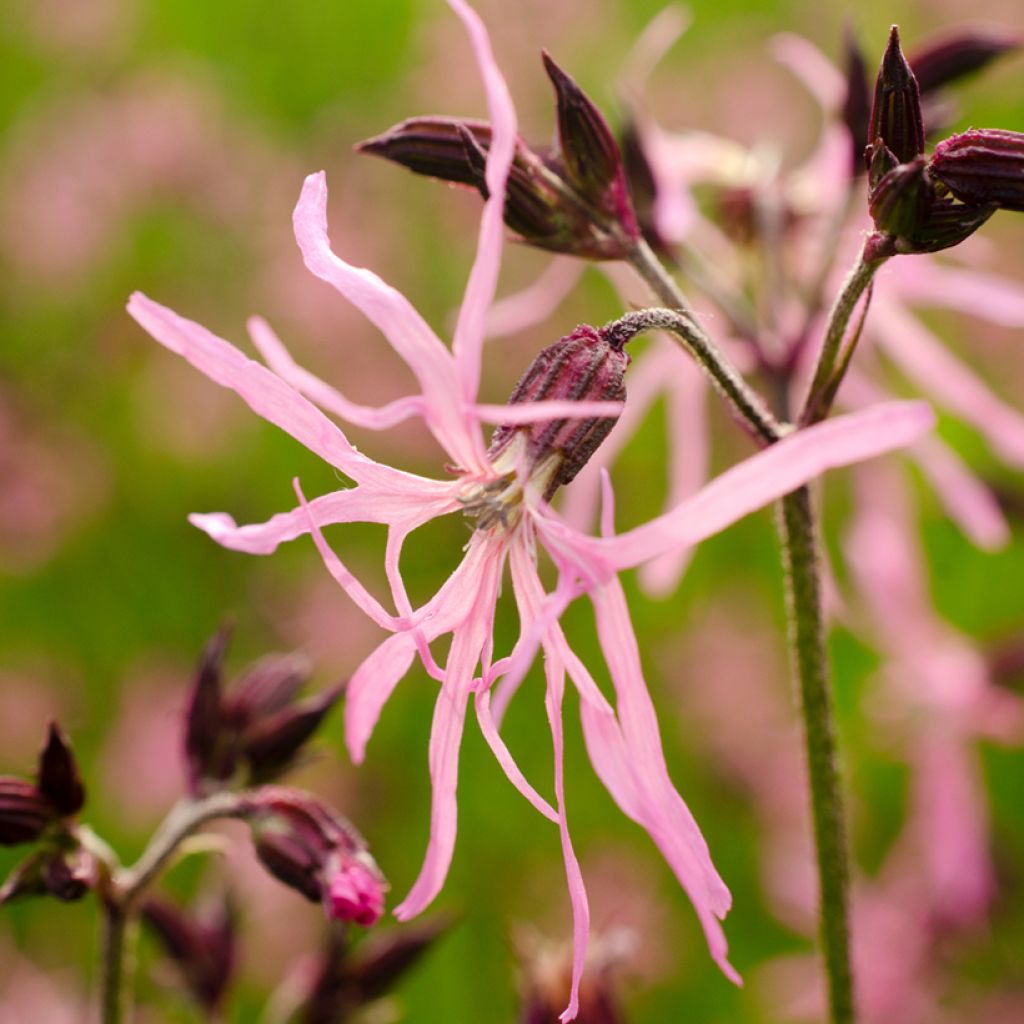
[127, 1, 934, 1017]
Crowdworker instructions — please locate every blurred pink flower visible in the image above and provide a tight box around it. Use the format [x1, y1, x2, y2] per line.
[127, 2, 934, 1016]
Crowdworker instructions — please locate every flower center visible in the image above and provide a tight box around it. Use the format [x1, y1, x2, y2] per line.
[457, 433, 562, 532]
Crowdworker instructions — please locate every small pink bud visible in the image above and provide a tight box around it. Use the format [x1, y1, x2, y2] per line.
[324, 854, 386, 927]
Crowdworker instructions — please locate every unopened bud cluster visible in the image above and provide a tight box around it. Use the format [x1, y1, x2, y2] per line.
[359, 53, 640, 259]
[863, 26, 1023, 259]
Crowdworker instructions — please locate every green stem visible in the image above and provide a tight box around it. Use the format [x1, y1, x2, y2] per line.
[779, 487, 854, 1024]
[626, 234, 857, 1024]
[97, 791, 249, 1024]
[800, 246, 886, 424]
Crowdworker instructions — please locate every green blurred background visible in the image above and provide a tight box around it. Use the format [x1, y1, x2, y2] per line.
[2, 0, 1023, 1020]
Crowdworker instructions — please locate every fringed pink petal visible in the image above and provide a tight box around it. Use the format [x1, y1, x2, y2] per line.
[912, 436, 1010, 550]
[346, 633, 419, 764]
[247, 316, 427, 431]
[873, 299, 1024, 466]
[447, 0, 518, 405]
[639, 352, 709, 595]
[769, 34, 845, 111]
[485, 258, 584, 339]
[292, 172, 485, 471]
[395, 540, 506, 919]
[474, 689, 559, 823]
[886, 261, 1024, 328]
[472, 399, 623, 425]
[507, 540, 589, 1020]
[545, 400, 934, 573]
[127, 292, 381, 483]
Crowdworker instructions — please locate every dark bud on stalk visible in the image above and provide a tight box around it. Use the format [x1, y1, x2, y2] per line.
[299, 916, 452, 1024]
[40, 844, 94, 901]
[487, 325, 629, 503]
[37, 721, 85, 816]
[542, 52, 640, 240]
[0, 779, 53, 845]
[910, 29, 1021, 95]
[142, 894, 237, 1012]
[620, 117, 672, 257]
[246, 788, 386, 926]
[931, 129, 1024, 213]
[866, 26, 925, 168]
[184, 629, 340, 790]
[841, 25, 872, 177]
[869, 156, 930, 238]
[184, 625, 235, 793]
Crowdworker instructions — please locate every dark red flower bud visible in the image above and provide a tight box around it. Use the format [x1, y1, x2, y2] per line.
[142, 894, 236, 1011]
[482, 324, 629, 515]
[184, 626, 235, 793]
[931, 129, 1024, 212]
[241, 682, 344, 784]
[910, 29, 1021, 95]
[246, 788, 386, 925]
[620, 118, 673, 257]
[37, 721, 85, 816]
[0, 779, 53, 845]
[842, 26, 872, 177]
[869, 156, 930, 237]
[221, 651, 312, 726]
[867, 26, 925, 167]
[542, 52, 639, 241]
[41, 845, 94, 901]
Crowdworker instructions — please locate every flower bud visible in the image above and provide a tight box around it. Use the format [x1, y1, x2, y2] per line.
[869, 156, 930, 238]
[867, 26, 925, 167]
[142, 894, 236, 1012]
[37, 721, 85, 817]
[910, 29, 1021, 95]
[841, 26, 872, 176]
[40, 844, 94, 901]
[930, 129, 1024, 213]
[542, 52, 639, 241]
[486, 325, 629, 506]
[0, 779, 53, 845]
[246, 788, 387, 926]
[184, 626, 235, 792]
[221, 650, 312, 724]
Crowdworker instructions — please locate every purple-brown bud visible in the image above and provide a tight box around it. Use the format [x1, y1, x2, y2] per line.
[1, 843, 96, 904]
[931, 129, 1024, 213]
[184, 630, 339, 790]
[910, 29, 1021, 95]
[0, 779, 53, 845]
[487, 324, 629, 502]
[142, 894, 236, 1011]
[869, 156, 930, 238]
[842, 26, 872, 177]
[867, 26, 925, 168]
[542, 52, 639, 241]
[37, 721, 85, 816]
[246, 788, 386, 926]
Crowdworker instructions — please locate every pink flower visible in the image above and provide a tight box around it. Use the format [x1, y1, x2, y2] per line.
[325, 854, 386, 927]
[127, 2, 934, 1017]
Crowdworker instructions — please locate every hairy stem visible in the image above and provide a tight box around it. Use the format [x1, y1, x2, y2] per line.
[626, 235, 857, 1023]
[800, 246, 886, 423]
[779, 487, 854, 1024]
[624, 240, 782, 444]
[98, 791, 249, 1024]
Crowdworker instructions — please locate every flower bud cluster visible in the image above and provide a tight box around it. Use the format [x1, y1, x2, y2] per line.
[0, 722, 94, 905]
[184, 626, 343, 792]
[244, 787, 387, 927]
[864, 26, 1022, 259]
[358, 53, 639, 260]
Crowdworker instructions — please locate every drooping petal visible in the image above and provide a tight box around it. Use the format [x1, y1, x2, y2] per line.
[247, 316, 427, 431]
[346, 633, 419, 764]
[292, 172, 485, 471]
[885, 260, 1024, 328]
[539, 400, 935, 574]
[395, 537, 506, 919]
[447, 0, 518, 405]
[872, 298, 1024, 466]
[127, 292, 384, 484]
[474, 688, 559, 823]
[472, 398, 624, 425]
